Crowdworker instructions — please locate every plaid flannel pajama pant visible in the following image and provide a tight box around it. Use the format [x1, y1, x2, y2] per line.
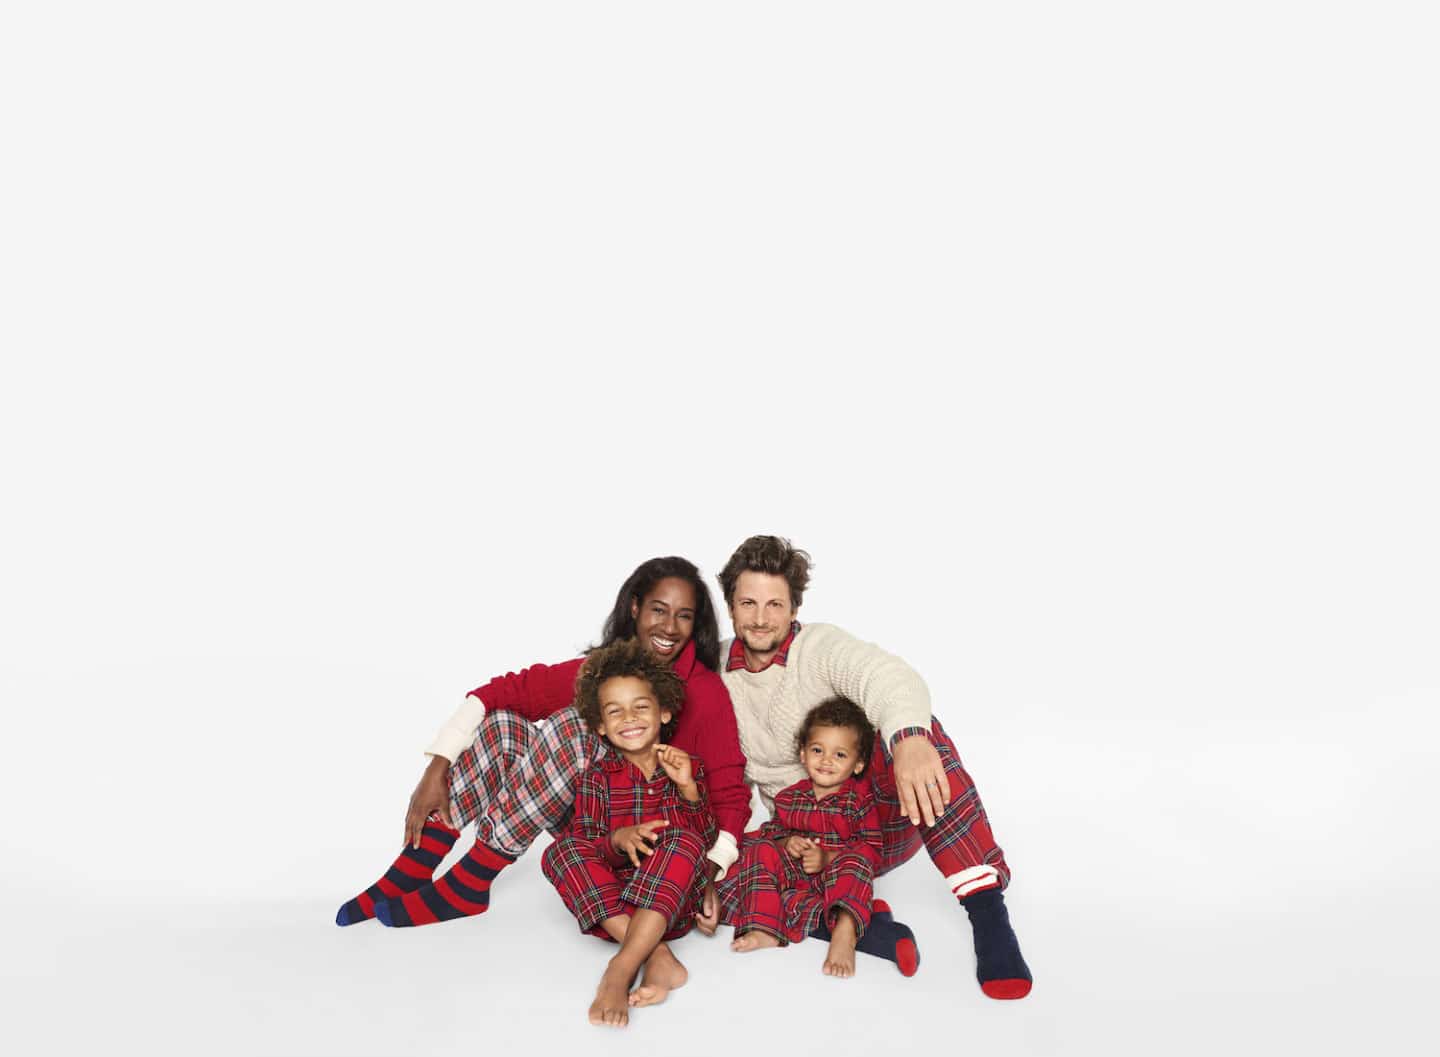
[541, 826, 709, 940]
[447, 706, 603, 858]
[731, 839, 875, 943]
[717, 718, 1009, 922]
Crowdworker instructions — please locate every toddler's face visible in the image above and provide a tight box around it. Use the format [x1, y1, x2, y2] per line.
[597, 675, 671, 753]
[801, 724, 863, 793]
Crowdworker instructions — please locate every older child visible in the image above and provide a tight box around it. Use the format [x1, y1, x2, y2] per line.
[731, 697, 916, 978]
[540, 639, 718, 1028]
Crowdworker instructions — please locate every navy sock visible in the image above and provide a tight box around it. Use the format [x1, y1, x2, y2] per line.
[809, 904, 920, 977]
[962, 888, 1032, 999]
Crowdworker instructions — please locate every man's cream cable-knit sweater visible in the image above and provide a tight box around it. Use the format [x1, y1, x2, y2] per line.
[720, 623, 932, 813]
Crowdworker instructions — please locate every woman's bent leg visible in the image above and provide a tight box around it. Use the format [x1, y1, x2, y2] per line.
[376, 708, 602, 928]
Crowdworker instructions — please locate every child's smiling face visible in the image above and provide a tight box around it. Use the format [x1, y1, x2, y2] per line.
[801, 724, 864, 794]
[597, 675, 672, 755]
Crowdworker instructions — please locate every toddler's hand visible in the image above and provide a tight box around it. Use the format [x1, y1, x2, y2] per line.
[800, 843, 825, 875]
[783, 835, 814, 860]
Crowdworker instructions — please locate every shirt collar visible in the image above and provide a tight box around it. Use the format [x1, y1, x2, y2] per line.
[726, 621, 802, 673]
[797, 775, 861, 803]
[597, 743, 663, 780]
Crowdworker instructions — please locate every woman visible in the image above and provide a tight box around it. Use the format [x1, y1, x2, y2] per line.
[335, 556, 748, 934]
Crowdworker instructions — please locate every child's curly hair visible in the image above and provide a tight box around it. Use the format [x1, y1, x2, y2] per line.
[575, 638, 686, 741]
[794, 696, 876, 768]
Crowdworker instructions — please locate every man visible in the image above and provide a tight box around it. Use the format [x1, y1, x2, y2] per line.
[699, 535, 1032, 999]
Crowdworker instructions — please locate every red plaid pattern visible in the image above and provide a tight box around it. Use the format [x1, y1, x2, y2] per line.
[717, 718, 1009, 920]
[869, 718, 1009, 889]
[540, 750, 718, 938]
[730, 777, 881, 942]
[448, 706, 603, 858]
[732, 840, 876, 943]
[725, 621, 802, 672]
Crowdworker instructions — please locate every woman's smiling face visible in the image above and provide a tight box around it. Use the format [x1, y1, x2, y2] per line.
[630, 576, 697, 666]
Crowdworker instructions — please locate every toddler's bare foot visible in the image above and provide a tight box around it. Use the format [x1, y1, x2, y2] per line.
[822, 936, 857, 977]
[588, 959, 636, 1027]
[630, 942, 688, 1007]
[823, 913, 858, 978]
[730, 930, 782, 953]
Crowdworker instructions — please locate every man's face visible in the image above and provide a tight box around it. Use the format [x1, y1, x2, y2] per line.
[728, 571, 797, 656]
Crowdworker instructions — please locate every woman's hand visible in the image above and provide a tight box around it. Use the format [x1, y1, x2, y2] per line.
[610, 819, 668, 868]
[405, 755, 455, 849]
[694, 876, 720, 936]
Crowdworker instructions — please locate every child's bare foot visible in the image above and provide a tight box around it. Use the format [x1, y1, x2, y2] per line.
[823, 913, 858, 978]
[588, 959, 636, 1027]
[730, 930, 782, 953]
[630, 942, 688, 1007]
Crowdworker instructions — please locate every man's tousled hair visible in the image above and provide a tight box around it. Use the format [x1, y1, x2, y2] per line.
[718, 535, 813, 607]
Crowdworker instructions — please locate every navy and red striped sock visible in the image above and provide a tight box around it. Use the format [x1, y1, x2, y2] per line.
[808, 900, 921, 977]
[373, 842, 515, 928]
[335, 819, 461, 926]
[962, 888, 1032, 999]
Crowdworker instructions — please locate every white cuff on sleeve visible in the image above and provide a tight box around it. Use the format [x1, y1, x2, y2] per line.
[706, 830, 740, 882]
[424, 693, 487, 763]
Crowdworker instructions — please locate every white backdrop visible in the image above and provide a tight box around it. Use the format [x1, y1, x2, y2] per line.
[2, 3, 1436, 1055]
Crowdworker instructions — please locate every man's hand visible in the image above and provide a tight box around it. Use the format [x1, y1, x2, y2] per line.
[799, 842, 825, 875]
[610, 819, 668, 868]
[405, 755, 455, 848]
[694, 875, 720, 936]
[891, 734, 949, 827]
[782, 835, 815, 859]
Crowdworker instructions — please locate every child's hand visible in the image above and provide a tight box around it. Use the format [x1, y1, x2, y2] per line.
[610, 820, 668, 868]
[783, 835, 815, 860]
[655, 744, 695, 789]
[800, 843, 826, 875]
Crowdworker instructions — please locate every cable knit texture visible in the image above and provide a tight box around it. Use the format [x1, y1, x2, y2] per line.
[720, 623, 931, 812]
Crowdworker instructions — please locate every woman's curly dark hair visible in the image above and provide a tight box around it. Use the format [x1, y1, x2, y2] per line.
[596, 556, 721, 671]
[575, 638, 686, 742]
[794, 696, 876, 770]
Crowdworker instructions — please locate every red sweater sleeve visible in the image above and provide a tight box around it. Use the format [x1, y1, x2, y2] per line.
[669, 667, 751, 841]
[470, 656, 585, 723]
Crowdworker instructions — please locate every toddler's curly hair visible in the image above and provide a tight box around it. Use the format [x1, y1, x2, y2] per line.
[794, 696, 876, 768]
[575, 638, 685, 741]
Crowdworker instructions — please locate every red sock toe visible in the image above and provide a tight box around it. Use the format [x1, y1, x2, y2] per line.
[981, 978, 1032, 1000]
[895, 937, 920, 977]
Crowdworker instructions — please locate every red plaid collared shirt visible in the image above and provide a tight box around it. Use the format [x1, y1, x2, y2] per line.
[754, 776, 883, 870]
[725, 621, 802, 673]
[568, 747, 719, 865]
